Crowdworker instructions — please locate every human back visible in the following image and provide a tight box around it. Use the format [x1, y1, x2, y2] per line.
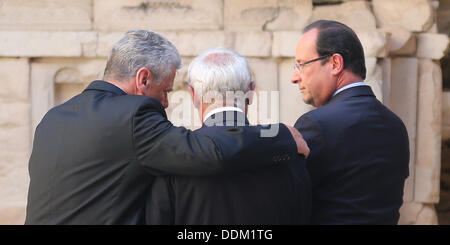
[296, 85, 409, 224]
[146, 48, 312, 224]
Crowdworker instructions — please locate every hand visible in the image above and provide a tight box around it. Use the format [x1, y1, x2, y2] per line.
[286, 125, 310, 158]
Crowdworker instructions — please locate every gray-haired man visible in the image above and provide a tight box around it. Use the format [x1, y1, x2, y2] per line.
[146, 48, 311, 224]
[26, 30, 309, 224]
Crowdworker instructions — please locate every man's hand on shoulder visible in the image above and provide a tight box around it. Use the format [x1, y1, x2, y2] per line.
[286, 125, 310, 158]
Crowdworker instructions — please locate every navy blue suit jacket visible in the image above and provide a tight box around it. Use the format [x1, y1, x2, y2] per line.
[146, 111, 312, 224]
[294, 86, 409, 224]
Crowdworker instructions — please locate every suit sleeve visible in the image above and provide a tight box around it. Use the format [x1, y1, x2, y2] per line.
[294, 115, 325, 186]
[133, 99, 298, 176]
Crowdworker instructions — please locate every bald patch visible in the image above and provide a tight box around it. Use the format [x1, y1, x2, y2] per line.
[203, 53, 234, 66]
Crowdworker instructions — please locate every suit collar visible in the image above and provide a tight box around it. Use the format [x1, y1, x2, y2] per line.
[84, 80, 127, 96]
[328, 85, 375, 104]
[203, 111, 249, 127]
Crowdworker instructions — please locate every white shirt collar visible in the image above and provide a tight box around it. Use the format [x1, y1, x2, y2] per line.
[333, 81, 367, 97]
[203, 107, 244, 123]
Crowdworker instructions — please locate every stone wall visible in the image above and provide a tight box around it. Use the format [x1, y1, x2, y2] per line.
[0, 0, 449, 225]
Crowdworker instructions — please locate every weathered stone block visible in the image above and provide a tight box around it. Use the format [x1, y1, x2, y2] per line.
[390, 58, 419, 202]
[0, 58, 29, 102]
[0, 0, 92, 31]
[311, 1, 377, 30]
[272, 31, 300, 57]
[372, 0, 434, 32]
[0, 102, 30, 128]
[380, 28, 417, 56]
[265, 0, 313, 31]
[224, 0, 278, 31]
[227, 31, 272, 57]
[415, 59, 442, 203]
[380, 58, 391, 107]
[176, 32, 226, 57]
[0, 205, 26, 225]
[0, 31, 98, 57]
[399, 202, 438, 225]
[278, 59, 314, 126]
[442, 92, 450, 140]
[416, 33, 450, 60]
[247, 58, 279, 124]
[355, 30, 389, 58]
[94, 0, 222, 31]
[365, 61, 383, 102]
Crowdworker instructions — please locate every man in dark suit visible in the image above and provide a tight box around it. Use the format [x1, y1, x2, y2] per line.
[146, 48, 311, 224]
[291, 20, 410, 224]
[25, 30, 309, 225]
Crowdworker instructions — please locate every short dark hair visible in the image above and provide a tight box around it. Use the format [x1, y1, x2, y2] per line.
[303, 20, 366, 80]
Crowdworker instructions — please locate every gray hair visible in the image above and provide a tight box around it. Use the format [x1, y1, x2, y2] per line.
[187, 48, 252, 105]
[103, 30, 182, 84]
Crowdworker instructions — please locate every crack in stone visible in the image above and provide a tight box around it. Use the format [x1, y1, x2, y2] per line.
[123, 1, 192, 13]
[262, 2, 280, 31]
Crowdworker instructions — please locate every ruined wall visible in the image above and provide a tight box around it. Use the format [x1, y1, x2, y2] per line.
[0, 0, 448, 225]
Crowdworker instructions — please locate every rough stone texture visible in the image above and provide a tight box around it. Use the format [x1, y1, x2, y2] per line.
[0, 205, 27, 225]
[415, 59, 442, 203]
[176, 32, 226, 57]
[0, 58, 31, 225]
[355, 30, 389, 58]
[272, 31, 300, 57]
[94, 0, 223, 31]
[247, 58, 279, 124]
[380, 28, 417, 56]
[437, 0, 450, 36]
[278, 59, 314, 126]
[364, 58, 383, 102]
[311, 1, 377, 30]
[372, 0, 434, 32]
[227, 31, 272, 57]
[0, 58, 30, 102]
[97, 31, 225, 57]
[225, 0, 312, 31]
[0, 31, 98, 57]
[265, 0, 313, 31]
[0, 0, 92, 31]
[443, 92, 450, 140]
[390, 58, 419, 202]
[380, 58, 391, 107]
[399, 202, 439, 225]
[416, 33, 450, 60]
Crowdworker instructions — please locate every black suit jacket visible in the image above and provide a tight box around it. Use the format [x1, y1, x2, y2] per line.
[146, 111, 311, 224]
[294, 86, 409, 225]
[25, 81, 298, 225]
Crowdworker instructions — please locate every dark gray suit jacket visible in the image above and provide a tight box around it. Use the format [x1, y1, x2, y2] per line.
[146, 111, 311, 224]
[25, 81, 298, 225]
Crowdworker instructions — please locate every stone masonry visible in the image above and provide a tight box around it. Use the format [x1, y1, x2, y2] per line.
[0, 0, 449, 225]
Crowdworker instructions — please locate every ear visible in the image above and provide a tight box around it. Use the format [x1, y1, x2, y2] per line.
[330, 53, 344, 76]
[246, 81, 255, 106]
[135, 67, 153, 95]
[188, 85, 201, 109]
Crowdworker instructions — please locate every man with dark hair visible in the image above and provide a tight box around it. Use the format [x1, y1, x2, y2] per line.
[291, 20, 410, 224]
